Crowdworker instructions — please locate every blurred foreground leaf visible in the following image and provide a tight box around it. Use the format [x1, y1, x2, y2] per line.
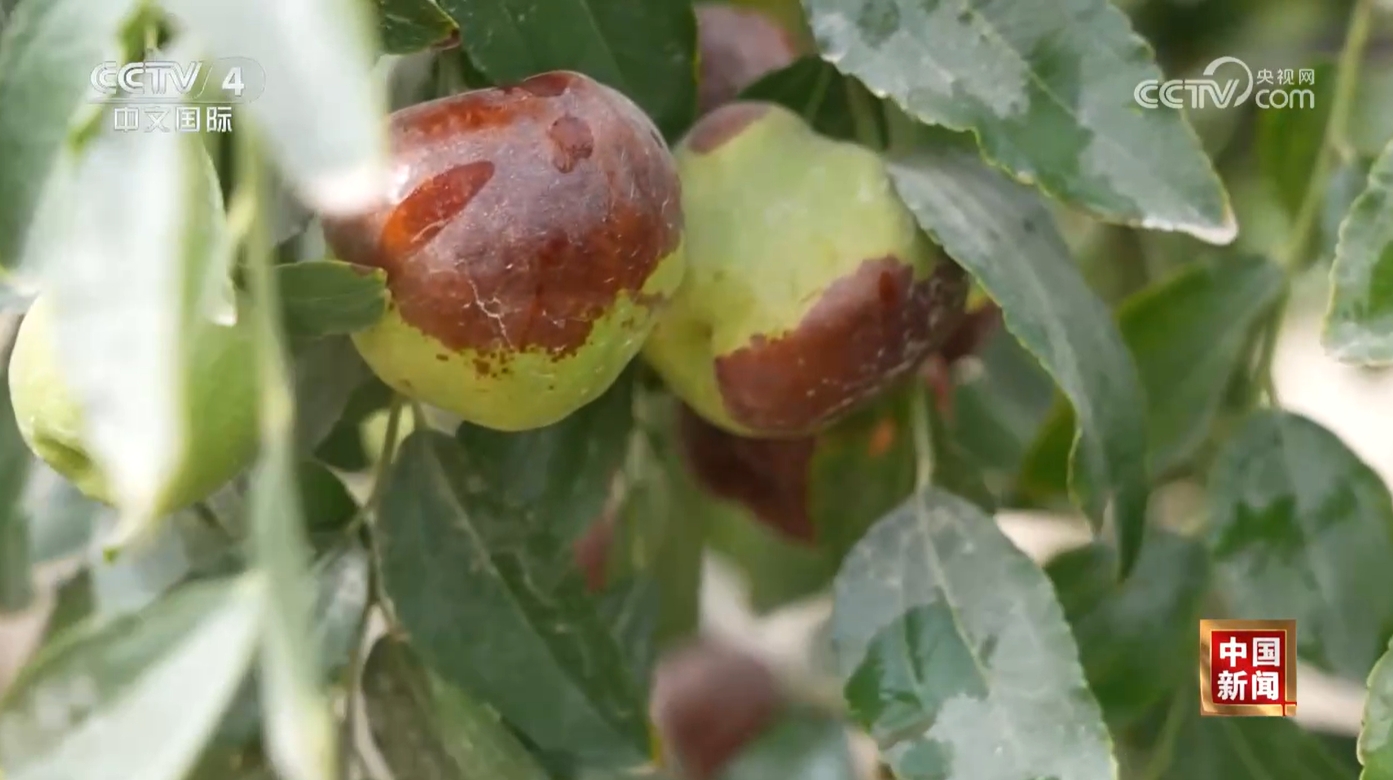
[833, 489, 1115, 780]
[0, 0, 142, 276]
[0, 575, 265, 780]
[160, 0, 389, 215]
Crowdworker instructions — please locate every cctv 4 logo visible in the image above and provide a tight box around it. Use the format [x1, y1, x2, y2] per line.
[89, 59, 248, 102]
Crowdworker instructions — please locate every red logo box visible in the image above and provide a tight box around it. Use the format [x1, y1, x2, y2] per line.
[1198, 619, 1297, 717]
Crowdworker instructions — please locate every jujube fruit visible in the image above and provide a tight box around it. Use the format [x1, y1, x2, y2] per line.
[643, 101, 968, 438]
[695, 4, 801, 115]
[649, 639, 784, 780]
[677, 403, 816, 543]
[323, 71, 686, 432]
[7, 296, 260, 519]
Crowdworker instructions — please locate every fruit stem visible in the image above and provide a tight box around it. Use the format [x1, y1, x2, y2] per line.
[909, 383, 934, 493]
[1278, 0, 1373, 275]
[344, 394, 406, 537]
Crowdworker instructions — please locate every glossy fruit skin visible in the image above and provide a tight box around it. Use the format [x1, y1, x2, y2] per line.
[7, 296, 259, 517]
[650, 639, 783, 780]
[695, 4, 800, 115]
[644, 101, 968, 438]
[323, 71, 686, 432]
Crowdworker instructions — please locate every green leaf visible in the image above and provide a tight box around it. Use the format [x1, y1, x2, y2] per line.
[433, 0, 698, 139]
[0, 0, 142, 274]
[37, 570, 95, 647]
[1126, 690, 1353, 780]
[0, 324, 33, 611]
[23, 463, 105, 565]
[739, 56, 861, 142]
[376, 430, 649, 765]
[802, 0, 1235, 243]
[810, 385, 917, 559]
[291, 335, 373, 453]
[885, 129, 1149, 575]
[1207, 410, 1393, 681]
[1258, 62, 1336, 218]
[373, 0, 458, 54]
[1023, 254, 1287, 489]
[718, 711, 858, 780]
[309, 539, 370, 677]
[833, 489, 1116, 780]
[1325, 137, 1393, 364]
[597, 574, 661, 691]
[159, 0, 389, 216]
[1046, 531, 1210, 727]
[298, 460, 359, 537]
[0, 574, 266, 780]
[278, 260, 388, 340]
[455, 370, 633, 547]
[1363, 640, 1393, 779]
[248, 432, 339, 780]
[361, 636, 553, 780]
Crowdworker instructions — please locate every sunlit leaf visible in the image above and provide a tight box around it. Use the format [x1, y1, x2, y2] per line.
[802, 0, 1235, 243]
[833, 488, 1116, 780]
[159, 0, 389, 215]
[1325, 137, 1393, 364]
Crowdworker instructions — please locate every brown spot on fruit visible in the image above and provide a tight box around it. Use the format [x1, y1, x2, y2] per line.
[696, 4, 801, 116]
[380, 161, 495, 259]
[547, 115, 595, 173]
[650, 640, 783, 780]
[435, 353, 449, 362]
[678, 404, 816, 544]
[520, 71, 572, 97]
[715, 257, 968, 435]
[321, 71, 683, 360]
[684, 102, 771, 155]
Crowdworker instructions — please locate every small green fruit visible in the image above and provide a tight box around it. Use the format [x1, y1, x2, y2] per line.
[358, 406, 418, 462]
[644, 102, 968, 438]
[322, 71, 686, 432]
[7, 296, 259, 517]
